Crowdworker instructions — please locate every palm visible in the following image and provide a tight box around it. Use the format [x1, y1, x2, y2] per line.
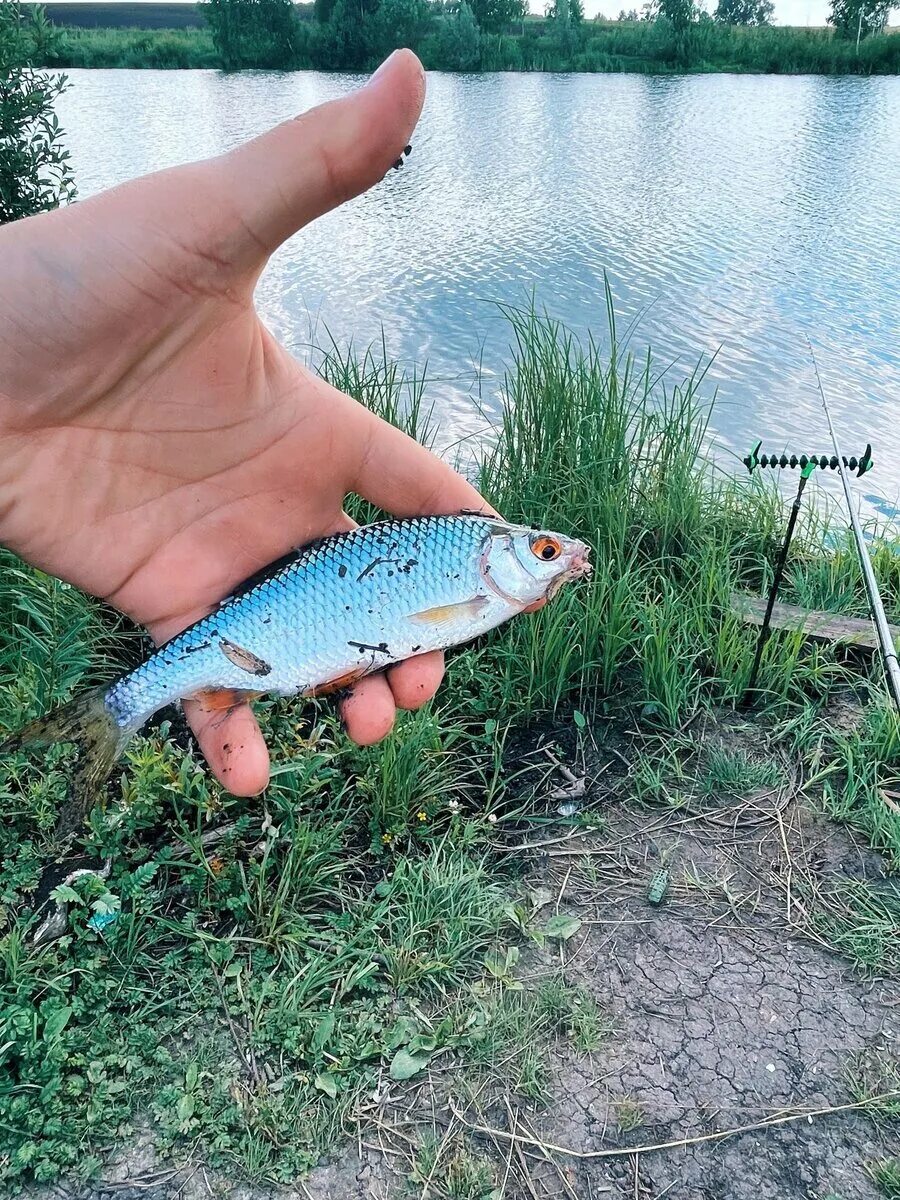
[0, 52, 487, 794]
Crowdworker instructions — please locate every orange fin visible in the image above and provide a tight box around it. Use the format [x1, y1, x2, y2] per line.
[219, 638, 271, 676]
[306, 667, 368, 699]
[409, 596, 489, 627]
[190, 688, 263, 714]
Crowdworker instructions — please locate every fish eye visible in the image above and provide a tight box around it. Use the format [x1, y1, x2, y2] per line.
[530, 535, 562, 562]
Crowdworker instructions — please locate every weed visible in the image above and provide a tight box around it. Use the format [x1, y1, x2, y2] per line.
[868, 1159, 900, 1200]
[462, 977, 608, 1103]
[26, 17, 900, 77]
[614, 1096, 645, 1131]
[701, 745, 780, 798]
[411, 1134, 498, 1200]
[808, 880, 900, 975]
[845, 1046, 900, 1117]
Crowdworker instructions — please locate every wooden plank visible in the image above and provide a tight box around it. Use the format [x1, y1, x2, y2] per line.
[730, 593, 900, 650]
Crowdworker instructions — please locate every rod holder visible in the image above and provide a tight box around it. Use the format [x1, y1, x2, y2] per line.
[743, 441, 872, 477]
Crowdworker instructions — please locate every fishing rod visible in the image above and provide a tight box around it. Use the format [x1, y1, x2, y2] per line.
[810, 347, 900, 714]
[741, 439, 873, 702]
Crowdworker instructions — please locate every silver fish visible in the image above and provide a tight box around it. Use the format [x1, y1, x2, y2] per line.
[4, 515, 591, 834]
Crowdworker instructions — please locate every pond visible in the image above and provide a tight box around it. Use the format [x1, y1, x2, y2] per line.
[56, 69, 900, 518]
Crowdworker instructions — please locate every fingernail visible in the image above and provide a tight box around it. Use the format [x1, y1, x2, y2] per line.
[369, 50, 399, 85]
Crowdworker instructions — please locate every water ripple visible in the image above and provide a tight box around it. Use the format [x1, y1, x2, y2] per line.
[57, 69, 900, 519]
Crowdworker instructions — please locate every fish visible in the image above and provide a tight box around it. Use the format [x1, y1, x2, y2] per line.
[3, 514, 591, 837]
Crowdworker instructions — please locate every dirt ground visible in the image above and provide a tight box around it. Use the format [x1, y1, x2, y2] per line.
[35, 718, 900, 1200]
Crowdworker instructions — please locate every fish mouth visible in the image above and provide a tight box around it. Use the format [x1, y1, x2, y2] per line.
[568, 541, 592, 580]
[546, 541, 592, 600]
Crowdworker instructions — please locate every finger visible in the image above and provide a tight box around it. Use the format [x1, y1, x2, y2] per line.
[184, 699, 271, 797]
[340, 673, 396, 746]
[219, 49, 425, 262]
[349, 401, 497, 519]
[387, 650, 445, 711]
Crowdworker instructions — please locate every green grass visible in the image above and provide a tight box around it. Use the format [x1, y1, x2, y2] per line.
[701, 745, 780, 798]
[461, 976, 608, 1102]
[0, 306, 897, 1189]
[42, 24, 218, 67]
[410, 1135, 497, 1200]
[869, 1159, 900, 1200]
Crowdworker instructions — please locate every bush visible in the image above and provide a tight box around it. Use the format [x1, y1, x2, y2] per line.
[427, 2, 482, 70]
[0, 0, 75, 224]
[200, 0, 300, 69]
[368, 0, 433, 62]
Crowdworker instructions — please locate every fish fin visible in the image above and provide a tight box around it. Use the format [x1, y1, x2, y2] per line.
[409, 596, 489, 627]
[1, 686, 130, 843]
[306, 667, 368, 699]
[219, 638, 272, 676]
[190, 687, 263, 714]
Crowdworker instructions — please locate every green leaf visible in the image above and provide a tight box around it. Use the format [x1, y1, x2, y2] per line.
[483, 950, 507, 978]
[542, 914, 582, 941]
[573, 709, 587, 730]
[389, 1047, 431, 1081]
[176, 1094, 195, 1123]
[90, 891, 121, 917]
[385, 1016, 417, 1051]
[500, 900, 527, 931]
[314, 1072, 338, 1099]
[129, 861, 159, 892]
[222, 961, 242, 978]
[49, 884, 81, 906]
[43, 1006, 72, 1041]
[185, 1062, 198, 1092]
[312, 1011, 335, 1055]
[407, 1033, 438, 1055]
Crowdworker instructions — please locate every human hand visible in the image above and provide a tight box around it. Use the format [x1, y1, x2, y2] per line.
[0, 50, 488, 797]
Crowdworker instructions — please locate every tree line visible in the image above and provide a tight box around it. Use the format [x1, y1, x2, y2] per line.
[5, 0, 898, 73]
[195, 0, 897, 71]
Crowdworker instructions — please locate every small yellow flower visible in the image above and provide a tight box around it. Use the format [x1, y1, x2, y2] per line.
[416, 810, 428, 822]
[381, 832, 393, 844]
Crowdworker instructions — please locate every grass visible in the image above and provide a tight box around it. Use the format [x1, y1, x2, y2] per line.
[869, 1159, 900, 1199]
[0, 305, 897, 1190]
[701, 745, 780, 798]
[42, 24, 219, 67]
[410, 1135, 497, 1199]
[614, 1097, 645, 1132]
[461, 977, 608, 1102]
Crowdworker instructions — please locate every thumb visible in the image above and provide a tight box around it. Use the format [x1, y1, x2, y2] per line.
[217, 49, 424, 262]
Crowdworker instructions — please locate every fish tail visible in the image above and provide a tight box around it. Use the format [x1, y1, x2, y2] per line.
[2, 686, 132, 840]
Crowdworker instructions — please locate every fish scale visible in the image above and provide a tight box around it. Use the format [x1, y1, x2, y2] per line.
[107, 516, 501, 728]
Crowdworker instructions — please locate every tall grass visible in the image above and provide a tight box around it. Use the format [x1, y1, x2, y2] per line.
[470, 304, 809, 725]
[42, 25, 218, 67]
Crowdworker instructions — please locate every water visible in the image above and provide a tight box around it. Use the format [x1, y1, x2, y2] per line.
[56, 69, 900, 519]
